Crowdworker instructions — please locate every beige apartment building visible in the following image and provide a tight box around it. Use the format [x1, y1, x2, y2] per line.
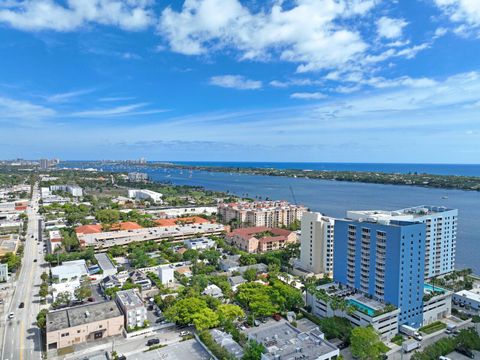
[218, 201, 307, 228]
[226, 226, 297, 253]
[46, 301, 124, 351]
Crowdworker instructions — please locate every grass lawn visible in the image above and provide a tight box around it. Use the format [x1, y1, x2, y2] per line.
[420, 321, 447, 334]
[378, 342, 390, 353]
[391, 334, 404, 346]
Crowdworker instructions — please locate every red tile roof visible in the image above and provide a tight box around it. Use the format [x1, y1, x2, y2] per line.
[75, 224, 102, 234]
[154, 216, 210, 227]
[110, 221, 143, 231]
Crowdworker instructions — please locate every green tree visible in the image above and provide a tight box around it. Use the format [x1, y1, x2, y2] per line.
[350, 326, 384, 360]
[39, 283, 49, 298]
[218, 304, 245, 323]
[243, 268, 257, 282]
[74, 282, 93, 301]
[239, 254, 257, 266]
[36, 309, 48, 330]
[40, 272, 49, 282]
[242, 340, 265, 360]
[164, 297, 208, 326]
[192, 307, 220, 331]
[52, 291, 72, 309]
[1, 252, 21, 272]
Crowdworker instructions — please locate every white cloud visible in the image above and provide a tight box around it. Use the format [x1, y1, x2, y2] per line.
[0, 0, 153, 31]
[69, 103, 168, 117]
[209, 75, 262, 90]
[434, 0, 480, 27]
[377, 16, 408, 39]
[158, 0, 378, 72]
[0, 96, 56, 124]
[45, 89, 94, 103]
[290, 92, 327, 100]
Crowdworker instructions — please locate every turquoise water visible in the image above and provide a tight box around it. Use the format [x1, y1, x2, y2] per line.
[424, 284, 446, 293]
[348, 299, 375, 316]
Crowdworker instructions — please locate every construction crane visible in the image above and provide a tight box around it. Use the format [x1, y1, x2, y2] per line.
[289, 186, 297, 205]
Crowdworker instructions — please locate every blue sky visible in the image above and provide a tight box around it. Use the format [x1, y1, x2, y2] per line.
[1, 0, 480, 163]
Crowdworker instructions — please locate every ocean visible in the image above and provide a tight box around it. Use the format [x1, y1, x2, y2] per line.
[62, 162, 480, 274]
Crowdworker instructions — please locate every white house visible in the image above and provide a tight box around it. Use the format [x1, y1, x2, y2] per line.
[158, 265, 175, 287]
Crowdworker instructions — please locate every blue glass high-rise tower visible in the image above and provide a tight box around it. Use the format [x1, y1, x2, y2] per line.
[334, 219, 426, 328]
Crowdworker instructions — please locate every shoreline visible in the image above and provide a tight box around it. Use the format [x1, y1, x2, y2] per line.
[144, 163, 480, 192]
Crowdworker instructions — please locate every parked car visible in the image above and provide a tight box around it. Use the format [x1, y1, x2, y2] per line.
[439, 356, 452, 360]
[147, 338, 160, 346]
[19, 302, 25, 308]
[337, 342, 348, 350]
[456, 346, 475, 358]
[179, 331, 190, 337]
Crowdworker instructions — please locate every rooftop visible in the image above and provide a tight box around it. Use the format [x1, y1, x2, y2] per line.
[46, 301, 122, 332]
[248, 320, 338, 360]
[347, 205, 457, 222]
[219, 200, 306, 211]
[154, 216, 209, 227]
[116, 289, 144, 310]
[455, 290, 480, 302]
[94, 253, 117, 272]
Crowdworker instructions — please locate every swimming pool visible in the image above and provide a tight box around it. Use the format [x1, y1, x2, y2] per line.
[424, 284, 446, 294]
[348, 299, 375, 316]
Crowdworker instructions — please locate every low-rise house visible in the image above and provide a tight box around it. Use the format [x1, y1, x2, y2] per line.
[237, 263, 268, 275]
[228, 275, 247, 291]
[51, 260, 88, 282]
[210, 329, 244, 359]
[175, 265, 192, 278]
[100, 275, 122, 291]
[48, 230, 63, 253]
[46, 301, 124, 351]
[115, 289, 148, 330]
[158, 265, 175, 286]
[219, 255, 241, 272]
[94, 253, 117, 277]
[184, 237, 216, 250]
[202, 284, 223, 298]
[129, 270, 152, 290]
[226, 227, 297, 253]
[247, 320, 339, 360]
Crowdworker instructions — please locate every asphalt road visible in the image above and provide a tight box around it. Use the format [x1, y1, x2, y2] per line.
[1, 184, 44, 360]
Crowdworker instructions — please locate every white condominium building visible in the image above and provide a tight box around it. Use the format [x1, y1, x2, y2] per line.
[50, 185, 83, 197]
[299, 212, 335, 275]
[217, 201, 307, 228]
[128, 189, 163, 203]
[347, 205, 458, 279]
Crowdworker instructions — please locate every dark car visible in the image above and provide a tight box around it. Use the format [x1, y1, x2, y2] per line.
[118, 356, 126, 360]
[147, 338, 160, 346]
[19, 302, 25, 308]
[456, 346, 475, 358]
[33, 259, 37, 262]
[337, 342, 348, 350]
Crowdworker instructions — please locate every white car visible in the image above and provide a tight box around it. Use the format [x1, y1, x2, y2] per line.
[8, 313, 14, 320]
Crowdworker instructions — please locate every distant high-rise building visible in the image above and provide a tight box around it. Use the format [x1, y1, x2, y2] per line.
[299, 212, 335, 275]
[334, 218, 426, 328]
[347, 206, 457, 278]
[39, 159, 49, 169]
